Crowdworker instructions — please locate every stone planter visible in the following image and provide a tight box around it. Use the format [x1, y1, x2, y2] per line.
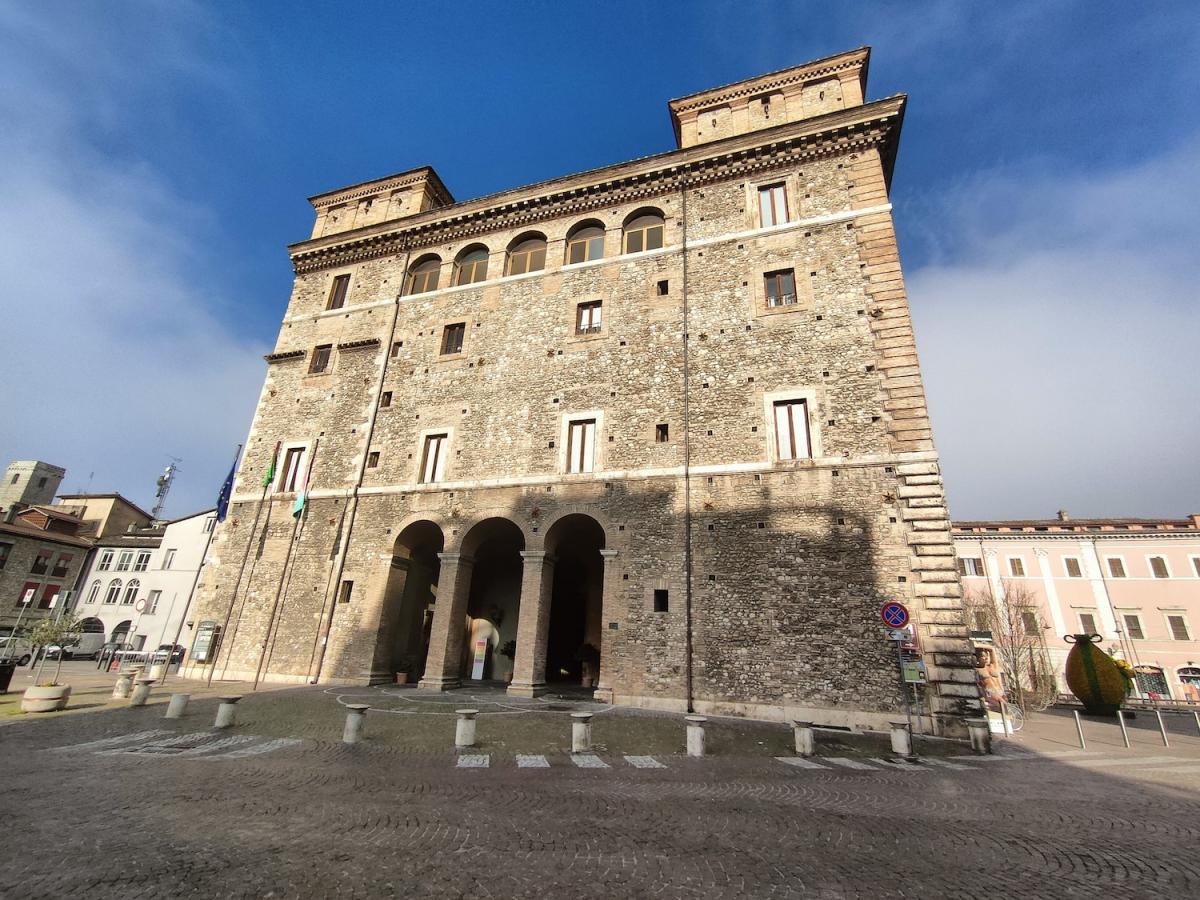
[22, 684, 71, 713]
[394, 672, 408, 685]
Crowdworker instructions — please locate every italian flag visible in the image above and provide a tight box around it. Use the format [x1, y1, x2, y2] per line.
[263, 442, 280, 489]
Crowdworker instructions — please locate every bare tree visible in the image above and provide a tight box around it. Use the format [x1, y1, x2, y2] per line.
[962, 579, 1057, 712]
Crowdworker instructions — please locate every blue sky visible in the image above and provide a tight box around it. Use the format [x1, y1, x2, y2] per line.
[1, 1, 1196, 520]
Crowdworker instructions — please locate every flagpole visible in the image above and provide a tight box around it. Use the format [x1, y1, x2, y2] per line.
[253, 438, 318, 690]
[217, 497, 274, 682]
[197, 442, 247, 687]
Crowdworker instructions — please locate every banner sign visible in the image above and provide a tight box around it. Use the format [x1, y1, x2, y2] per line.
[470, 639, 488, 680]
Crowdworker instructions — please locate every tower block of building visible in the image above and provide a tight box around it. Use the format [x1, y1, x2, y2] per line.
[184, 48, 982, 734]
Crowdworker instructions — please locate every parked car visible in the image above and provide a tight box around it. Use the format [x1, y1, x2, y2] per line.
[0, 636, 33, 666]
[156, 643, 185, 664]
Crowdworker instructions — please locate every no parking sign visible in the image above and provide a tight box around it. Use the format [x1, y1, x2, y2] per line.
[880, 601, 909, 629]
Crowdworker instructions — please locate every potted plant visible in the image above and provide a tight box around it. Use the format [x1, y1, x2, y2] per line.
[498, 640, 517, 683]
[21, 615, 82, 713]
[394, 654, 416, 685]
[575, 642, 600, 689]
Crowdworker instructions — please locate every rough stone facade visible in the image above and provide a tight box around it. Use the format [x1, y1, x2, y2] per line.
[182, 48, 982, 735]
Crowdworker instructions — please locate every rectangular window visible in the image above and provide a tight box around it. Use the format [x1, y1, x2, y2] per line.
[1078, 612, 1098, 634]
[1107, 557, 1126, 578]
[390, 341, 403, 358]
[309, 344, 332, 374]
[441, 323, 465, 355]
[133, 551, 150, 572]
[367, 451, 380, 468]
[655, 423, 669, 443]
[146, 590, 162, 615]
[772, 399, 810, 461]
[326, 273, 350, 310]
[420, 434, 448, 484]
[1064, 558, 1082, 578]
[1149, 556, 1170, 579]
[958, 557, 984, 577]
[279, 446, 306, 493]
[1168, 614, 1191, 641]
[1020, 610, 1039, 633]
[758, 183, 788, 227]
[566, 419, 597, 474]
[204, 516, 215, 534]
[764, 269, 797, 307]
[116, 551, 134, 572]
[1193, 557, 1200, 577]
[1122, 614, 1144, 640]
[656, 279, 669, 296]
[338, 580, 353, 604]
[380, 391, 392, 409]
[1008, 557, 1025, 577]
[576, 301, 602, 335]
[97, 549, 114, 571]
[51, 554, 72, 577]
[653, 589, 669, 613]
[31, 551, 51, 575]
[38, 584, 59, 610]
[163, 549, 176, 570]
[567, 231, 605, 264]
[0, 542, 11, 570]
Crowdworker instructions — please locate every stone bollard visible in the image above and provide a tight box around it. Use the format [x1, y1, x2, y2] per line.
[343, 704, 369, 744]
[129, 677, 155, 707]
[214, 695, 242, 729]
[966, 717, 992, 755]
[165, 693, 191, 719]
[571, 712, 594, 753]
[112, 672, 134, 700]
[455, 709, 479, 748]
[791, 720, 816, 757]
[889, 721, 913, 758]
[685, 715, 707, 758]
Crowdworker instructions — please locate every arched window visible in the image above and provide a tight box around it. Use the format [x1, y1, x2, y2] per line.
[454, 246, 490, 286]
[407, 255, 441, 295]
[121, 578, 140, 606]
[85, 580, 101, 605]
[565, 221, 605, 264]
[79, 617, 106, 634]
[506, 234, 547, 276]
[103, 579, 122, 605]
[622, 211, 665, 254]
[1134, 665, 1171, 699]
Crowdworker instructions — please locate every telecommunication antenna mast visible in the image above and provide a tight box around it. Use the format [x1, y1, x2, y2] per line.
[151, 457, 183, 521]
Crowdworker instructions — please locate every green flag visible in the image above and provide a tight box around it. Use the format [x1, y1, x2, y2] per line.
[263, 441, 280, 489]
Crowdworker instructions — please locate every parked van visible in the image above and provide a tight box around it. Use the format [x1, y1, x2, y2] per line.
[46, 630, 106, 660]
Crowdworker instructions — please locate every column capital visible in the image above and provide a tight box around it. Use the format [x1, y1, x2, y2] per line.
[599, 549, 619, 560]
[519, 550, 555, 563]
[437, 552, 474, 566]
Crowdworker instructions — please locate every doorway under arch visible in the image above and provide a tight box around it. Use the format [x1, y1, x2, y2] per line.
[459, 517, 525, 682]
[543, 514, 605, 687]
[372, 520, 443, 684]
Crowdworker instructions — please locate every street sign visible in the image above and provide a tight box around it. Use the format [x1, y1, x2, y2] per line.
[881, 601, 909, 629]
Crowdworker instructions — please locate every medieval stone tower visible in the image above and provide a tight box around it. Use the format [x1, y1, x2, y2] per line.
[183, 48, 982, 735]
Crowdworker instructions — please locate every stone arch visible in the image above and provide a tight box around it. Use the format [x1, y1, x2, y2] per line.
[446, 512, 531, 555]
[541, 513, 607, 687]
[370, 519, 445, 683]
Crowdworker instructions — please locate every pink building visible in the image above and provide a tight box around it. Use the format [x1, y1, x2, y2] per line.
[953, 512, 1200, 703]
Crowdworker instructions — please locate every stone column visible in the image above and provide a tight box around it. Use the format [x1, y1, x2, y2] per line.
[508, 551, 554, 698]
[418, 553, 475, 691]
[593, 549, 619, 704]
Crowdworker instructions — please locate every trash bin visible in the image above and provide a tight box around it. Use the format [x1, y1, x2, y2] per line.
[0, 661, 16, 694]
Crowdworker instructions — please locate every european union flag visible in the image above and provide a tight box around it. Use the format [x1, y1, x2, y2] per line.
[216, 447, 241, 522]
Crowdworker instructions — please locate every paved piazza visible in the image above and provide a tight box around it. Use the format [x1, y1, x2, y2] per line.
[2, 670, 1199, 898]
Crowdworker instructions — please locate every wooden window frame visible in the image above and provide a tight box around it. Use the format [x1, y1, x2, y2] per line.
[278, 445, 308, 494]
[103, 579, 121, 605]
[1105, 556, 1127, 578]
[1121, 612, 1145, 640]
[1007, 556, 1025, 577]
[758, 182, 789, 228]
[326, 273, 351, 310]
[566, 227, 605, 265]
[407, 260, 441, 295]
[622, 217, 665, 254]
[31, 551, 51, 575]
[441, 322, 466, 355]
[419, 433, 448, 484]
[309, 344, 332, 374]
[764, 269, 798, 308]
[455, 250, 489, 286]
[1078, 611, 1099, 635]
[1063, 557, 1083, 578]
[565, 418, 597, 474]
[1148, 555, 1171, 579]
[1165, 612, 1191, 641]
[772, 398, 811, 461]
[507, 240, 547, 276]
[575, 301, 602, 335]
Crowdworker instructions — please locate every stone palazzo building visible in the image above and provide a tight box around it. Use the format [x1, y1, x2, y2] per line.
[184, 48, 981, 734]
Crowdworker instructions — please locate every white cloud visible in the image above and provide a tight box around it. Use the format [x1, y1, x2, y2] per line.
[908, 144, 1200, 519]
[0, 3, 266, 517]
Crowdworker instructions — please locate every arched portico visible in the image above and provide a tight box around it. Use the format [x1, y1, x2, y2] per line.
[370, 520, 443, 683]
[508, 513, 611, 698]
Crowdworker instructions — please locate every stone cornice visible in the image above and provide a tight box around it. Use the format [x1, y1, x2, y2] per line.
[264, 349, 306, 363]
[288, 95, 905, 276]
[667, 47, 870, 114]
[308, 166, 453, 211]
[336, 338, 380, 352]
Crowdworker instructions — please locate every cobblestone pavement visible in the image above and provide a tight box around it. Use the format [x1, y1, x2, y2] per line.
[2, 684, 1199, 898]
